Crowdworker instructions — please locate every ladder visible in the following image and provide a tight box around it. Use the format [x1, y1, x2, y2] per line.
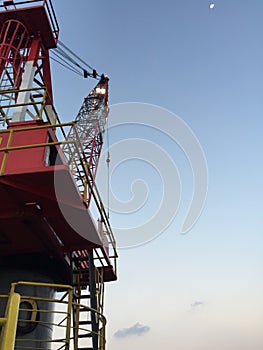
[0, 65, 16, 125]
[71, 249, 105, 350]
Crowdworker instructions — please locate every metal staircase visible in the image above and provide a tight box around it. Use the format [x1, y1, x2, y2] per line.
[71, 250, 105, 350]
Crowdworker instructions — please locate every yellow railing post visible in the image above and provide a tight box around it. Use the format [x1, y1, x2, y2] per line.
[0, 130, 13, 176]
[0, 291, 21, 350]
[65, 288, 73, 350]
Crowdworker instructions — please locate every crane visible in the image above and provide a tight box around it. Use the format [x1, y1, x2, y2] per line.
[0, 1, 117, 350]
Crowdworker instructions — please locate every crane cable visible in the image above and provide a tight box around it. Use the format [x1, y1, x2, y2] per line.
[50, 50, 83, 76]
[106, 118, 110, 219]
[50, 51, 84, 77]
[58, 40, 96, 73]
[50, 40, 101, 80]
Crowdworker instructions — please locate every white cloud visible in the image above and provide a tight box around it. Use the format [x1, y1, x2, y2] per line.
[191, 301, 205, 309]
[114, 322, 150, 338]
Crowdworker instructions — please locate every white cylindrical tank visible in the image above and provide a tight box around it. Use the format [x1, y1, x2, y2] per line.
[0, 267, 56, 349]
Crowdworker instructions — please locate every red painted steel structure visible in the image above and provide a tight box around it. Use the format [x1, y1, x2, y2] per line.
[0, 0, 116, 284]
[0, 19, 30, 88]
[0, 2, 117, 349]
[0, 0, 58, 94]
[0, 121, 102, 253]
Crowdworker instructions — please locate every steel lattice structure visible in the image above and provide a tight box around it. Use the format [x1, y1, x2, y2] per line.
[63, 75, 109, 207]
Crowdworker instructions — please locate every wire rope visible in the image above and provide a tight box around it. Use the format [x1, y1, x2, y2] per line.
[51, 40, 101, 80]
[50, 52, 83, 76]
[106, 118, 111, 219]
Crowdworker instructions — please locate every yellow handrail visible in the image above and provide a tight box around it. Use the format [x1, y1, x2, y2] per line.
[0, 291, 20, 350]
[0, 281, 107, 350]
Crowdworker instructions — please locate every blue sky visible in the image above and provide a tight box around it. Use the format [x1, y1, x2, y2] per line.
[52, 1, 263, 349]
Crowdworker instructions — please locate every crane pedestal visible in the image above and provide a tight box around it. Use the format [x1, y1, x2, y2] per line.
[0, 264, 55, 350]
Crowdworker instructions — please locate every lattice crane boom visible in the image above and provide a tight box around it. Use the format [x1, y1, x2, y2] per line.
[63, 75, 109, 207]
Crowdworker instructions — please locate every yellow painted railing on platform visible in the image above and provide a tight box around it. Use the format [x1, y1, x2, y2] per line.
[0, 281, 107, 350]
